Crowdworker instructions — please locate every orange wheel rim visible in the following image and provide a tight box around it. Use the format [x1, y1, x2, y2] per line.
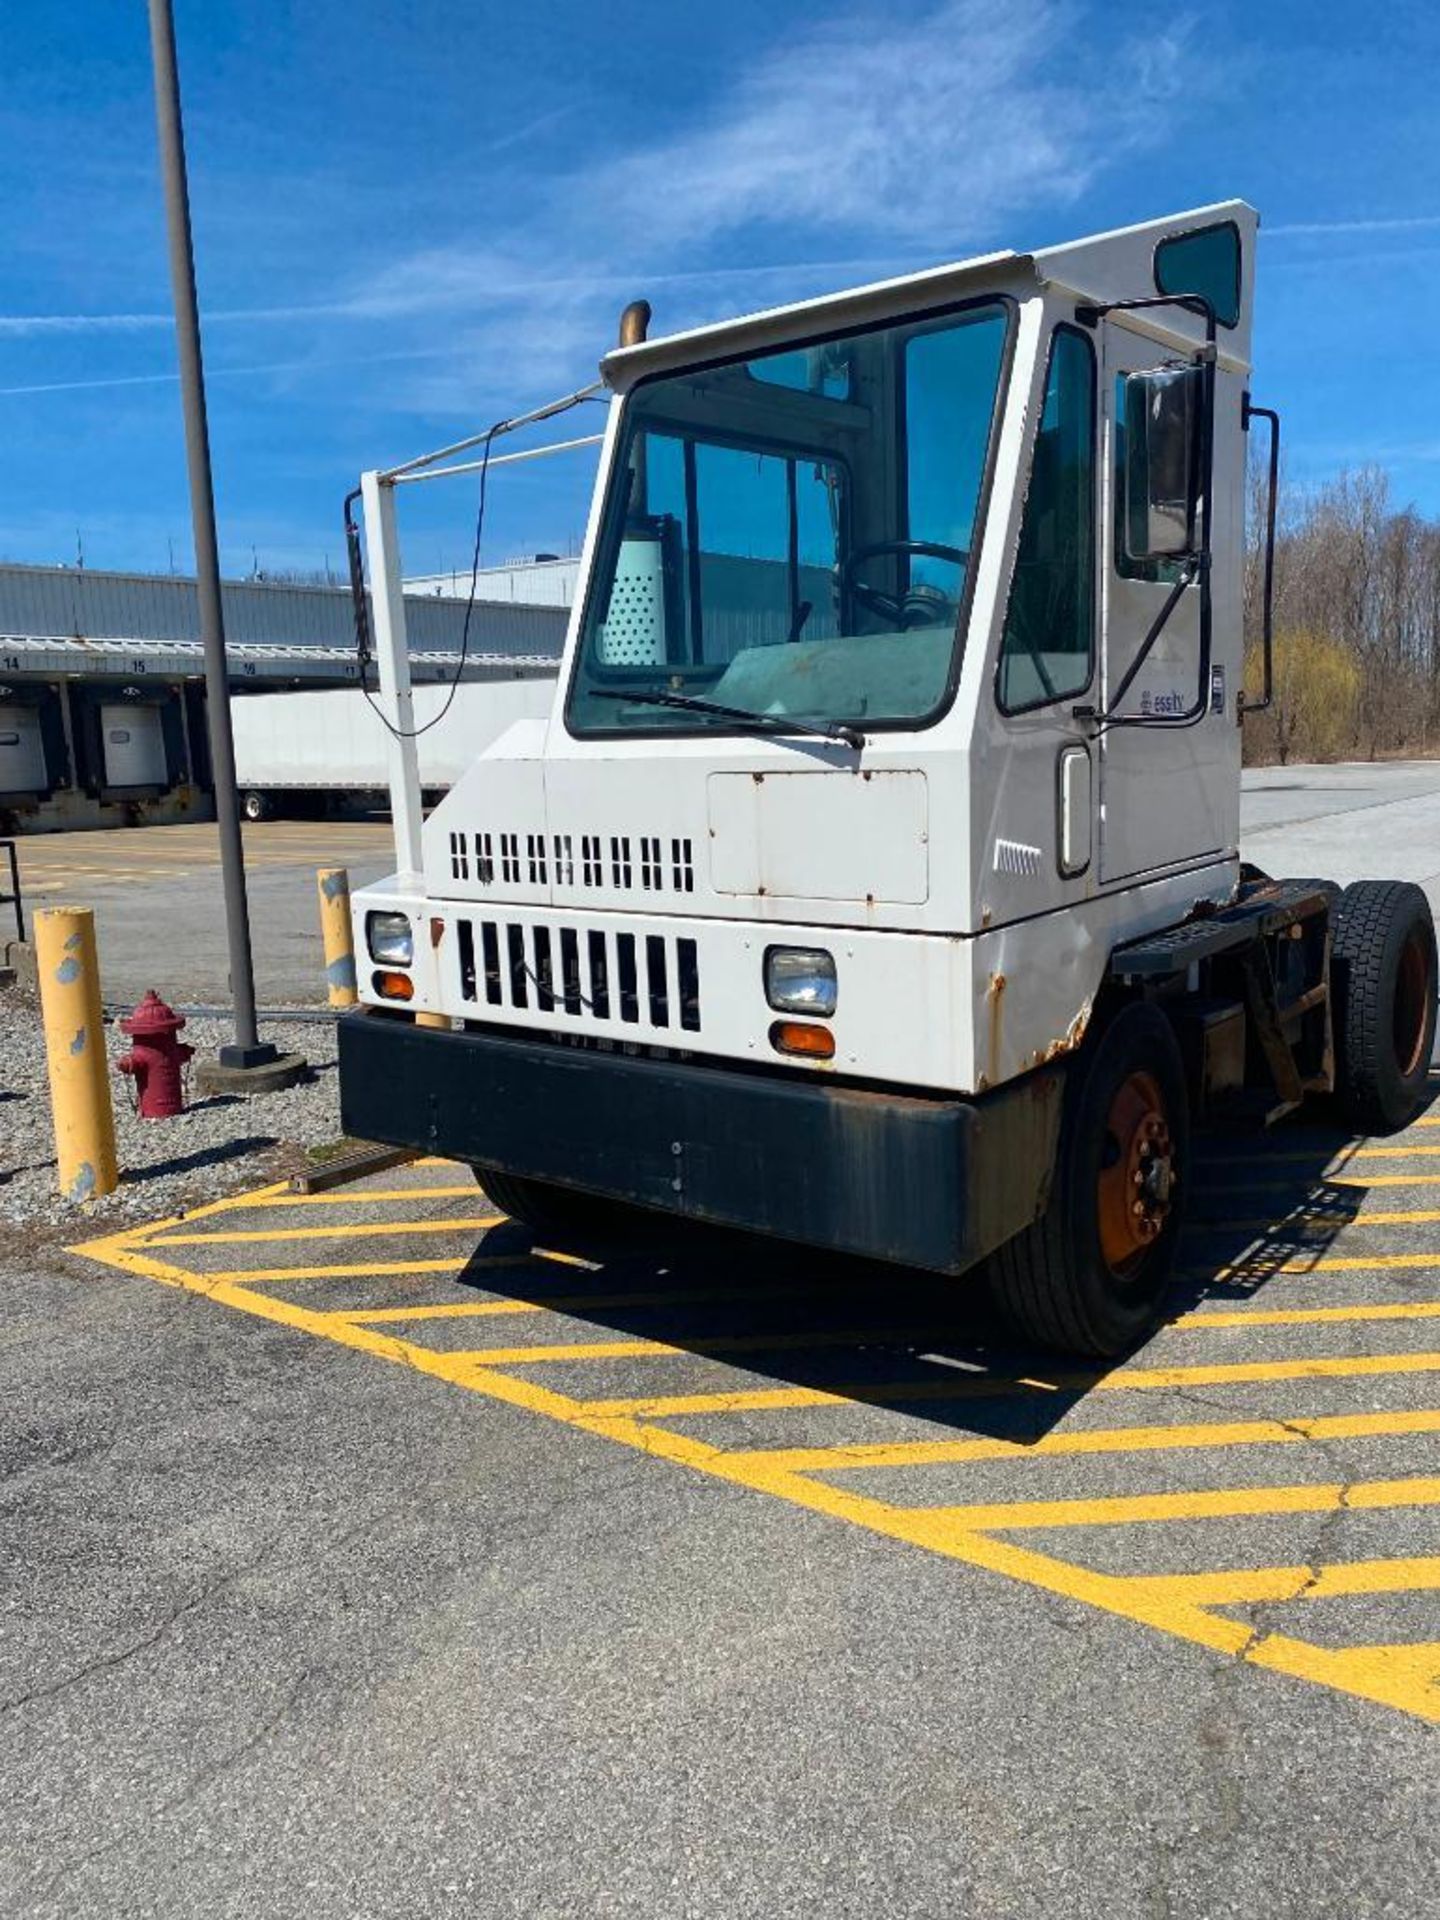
[1097, 1069, 1175, 1277]
[1394, 930, 1430, 1079]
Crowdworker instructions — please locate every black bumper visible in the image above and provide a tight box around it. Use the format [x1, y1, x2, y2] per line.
[338, 1014, 1063, 1275]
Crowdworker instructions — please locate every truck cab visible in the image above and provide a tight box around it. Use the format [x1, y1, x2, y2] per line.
[339, 203, 1437, 1356]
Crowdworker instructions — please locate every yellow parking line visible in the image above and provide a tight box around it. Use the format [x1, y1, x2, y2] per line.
[1315, 1642, 1440, 1693]
[452, 1324, 963, 1369]
[1187, 1207, 1440, 1229]
[340, 1281, 818, 1324]
[1202, 1145, 1440, 1166]
[921, 1476, 1440, 1533]
[342, 1298, 550, 1321]
[724, 1408, 1440, 1473]
[1193, 1251, 1440, 1278]
[583, 1349, 1440, 1418]
[1175, 1300, 1440, 1329]
[1219, 1173, 1440, 1190]
[1121, 1556, 1440, 1607]
[200, 1245, 596, 1284]
[203, 1256, 498, 1282]
[205, 1186, 477, 1209]
[151, 1214, 503, 1246]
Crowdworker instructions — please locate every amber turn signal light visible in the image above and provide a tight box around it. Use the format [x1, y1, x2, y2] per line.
[372, 969, 415, 1002]
[769, 1019, 835, 1060]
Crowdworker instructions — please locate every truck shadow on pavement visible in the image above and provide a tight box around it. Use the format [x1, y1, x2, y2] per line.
[449, 1092, 1432, 1449]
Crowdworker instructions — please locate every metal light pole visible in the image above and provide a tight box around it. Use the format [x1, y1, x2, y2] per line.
[147, 0, 276, 1073]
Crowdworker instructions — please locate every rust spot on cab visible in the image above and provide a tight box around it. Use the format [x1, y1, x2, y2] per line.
[986, 971, 1007, 1085]
[429, 917, 446, 949]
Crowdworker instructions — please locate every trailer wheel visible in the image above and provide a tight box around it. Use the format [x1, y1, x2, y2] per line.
[472, 1165, 640, 1245]
[241, 789, 273, 823]
[1330, 880, 1437, 1134]
[985, 1001, 1190, 1359]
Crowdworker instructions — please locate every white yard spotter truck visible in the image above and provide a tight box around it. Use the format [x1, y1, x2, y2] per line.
[337, 202, 1438, 1358]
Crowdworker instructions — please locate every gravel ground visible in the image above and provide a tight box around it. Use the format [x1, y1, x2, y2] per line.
[0, 984, 344, 1233]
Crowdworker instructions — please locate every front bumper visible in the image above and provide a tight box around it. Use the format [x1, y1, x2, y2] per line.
[338, 1011, 1063, 1275]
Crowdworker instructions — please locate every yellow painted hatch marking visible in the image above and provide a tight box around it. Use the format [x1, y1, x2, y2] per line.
[1188, 1252, 1440, 1279]
[1187, 1207, 1440, 1229]
[1121, 1557, 1440, 1606]
[724, 1408, 1440, 1472]
[1216, 1172, 1440, 1191]
[73, 1184, 1440, 1728]
[1174, 1300, 1440, 1329]
[578, 1350, 1440, 1418]
[1200, 1144, 1440, 1166]
[918, 1475, 1440, 1533]
[151, 1213, 504, 1245]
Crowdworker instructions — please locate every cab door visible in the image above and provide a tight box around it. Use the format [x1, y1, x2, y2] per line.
[1097, 320, 1229, 883]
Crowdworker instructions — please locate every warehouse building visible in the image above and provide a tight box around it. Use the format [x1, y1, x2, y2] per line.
[0, 562, 564, 833]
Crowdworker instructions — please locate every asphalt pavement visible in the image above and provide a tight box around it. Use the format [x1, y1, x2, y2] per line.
[2, 762, 1439, 1918]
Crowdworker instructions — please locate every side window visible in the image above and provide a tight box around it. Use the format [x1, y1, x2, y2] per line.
[903, 311, 1009, 600]
[996, 325, 1095, 713]
[1154, 222, 1241, 329]
[1113, 375, 1186, 586]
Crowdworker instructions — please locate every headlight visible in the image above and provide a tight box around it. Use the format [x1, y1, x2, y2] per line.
[367, 911, 413, 967]
[764, 946, 836, 1017]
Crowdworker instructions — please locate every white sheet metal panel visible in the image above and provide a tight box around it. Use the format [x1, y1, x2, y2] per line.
[706, 770, 929, 904]
[0, 705, 46, 792]
[100, 703, 166, 787]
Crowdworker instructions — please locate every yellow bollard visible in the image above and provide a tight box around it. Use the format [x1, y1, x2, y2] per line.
[34, 907, 119, 1202]
[316, 867, 358, 1009]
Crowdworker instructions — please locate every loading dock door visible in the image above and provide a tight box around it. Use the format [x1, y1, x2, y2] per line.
[100, 702, 167, 788]
[0, 704, 48, 795]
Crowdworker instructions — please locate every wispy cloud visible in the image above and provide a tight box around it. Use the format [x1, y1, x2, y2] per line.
[1, 0, 1190, 372]
[331, 0, 1198, 408]
[1267, 214, 1440, 237]
[0, 346, 460, 399]
[588, 0, 1189, 250]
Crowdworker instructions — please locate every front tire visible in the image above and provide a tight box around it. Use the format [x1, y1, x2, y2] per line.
[1331, 880, 1437, 1133]
[986, 1001, 1190, 1358]
[471, 1165, 641, 1245]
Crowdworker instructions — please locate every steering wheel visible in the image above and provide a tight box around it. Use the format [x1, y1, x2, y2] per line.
[840, 539, 969, 629]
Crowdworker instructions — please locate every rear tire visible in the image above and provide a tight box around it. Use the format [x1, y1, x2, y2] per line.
[241, 789, 273, 823]
[985, 1001, 1190, 1359]
[1330, 880, 1437, 1133]
[471, 1165, 641, 1244]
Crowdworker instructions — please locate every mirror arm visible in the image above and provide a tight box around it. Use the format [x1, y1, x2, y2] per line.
[1080, 559, 1199, 722]
[1240, 394, 1280, 714]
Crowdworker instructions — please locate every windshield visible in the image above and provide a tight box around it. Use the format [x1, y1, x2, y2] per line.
[566, 299, 1011, 736]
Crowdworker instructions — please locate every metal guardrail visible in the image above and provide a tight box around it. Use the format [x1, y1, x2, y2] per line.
[0, 839, 24, 944]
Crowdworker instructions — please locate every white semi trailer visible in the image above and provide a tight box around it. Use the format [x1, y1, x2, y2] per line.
[229, 675, 556, 821]
[336, 203, 1438, 1357]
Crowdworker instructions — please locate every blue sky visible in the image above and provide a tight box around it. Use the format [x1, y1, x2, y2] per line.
[3, 0, 1439, 581]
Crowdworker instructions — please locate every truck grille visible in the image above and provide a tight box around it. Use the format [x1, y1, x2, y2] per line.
[448, 829, 696, 898]
[455, 918, 701, 1034]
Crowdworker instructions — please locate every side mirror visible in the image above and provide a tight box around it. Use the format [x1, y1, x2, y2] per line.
[1122, 364, 1205, 562]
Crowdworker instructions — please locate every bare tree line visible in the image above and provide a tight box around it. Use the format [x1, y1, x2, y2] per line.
[1242, 467, 1440, 764]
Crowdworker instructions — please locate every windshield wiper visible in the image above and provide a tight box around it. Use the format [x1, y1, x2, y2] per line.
[589, 688, 865, 751]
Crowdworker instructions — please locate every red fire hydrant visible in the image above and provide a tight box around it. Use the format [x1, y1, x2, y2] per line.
[115, 990, 194, 1119]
